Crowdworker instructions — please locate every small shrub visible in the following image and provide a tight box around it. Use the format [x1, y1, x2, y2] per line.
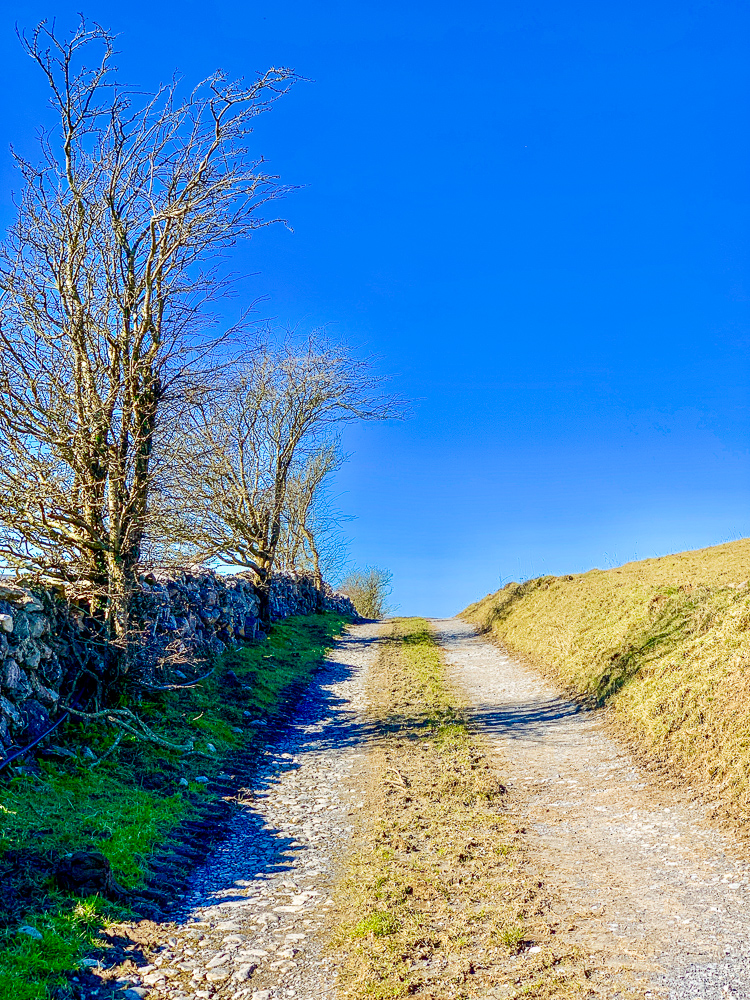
[339, 566, 394, 619]
[499, 920, 526, 953]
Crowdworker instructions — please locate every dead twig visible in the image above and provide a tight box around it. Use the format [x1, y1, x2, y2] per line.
[382, 766, 410, 788]
[88, 730, 122, 769]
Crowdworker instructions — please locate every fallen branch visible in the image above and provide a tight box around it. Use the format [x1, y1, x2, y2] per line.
[63, 704, 214, 757]
[88, 730, 122, 769]
[382, 766, 410, 788]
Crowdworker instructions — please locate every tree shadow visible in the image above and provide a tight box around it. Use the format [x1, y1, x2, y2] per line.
[74, 629, 383, 997]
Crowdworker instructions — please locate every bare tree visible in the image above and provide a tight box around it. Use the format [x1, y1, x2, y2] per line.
[338, 566, 394, 619]
[0, 18, 296, 652]
[175, 334, 399, 619]
[273, 438, 350, 590]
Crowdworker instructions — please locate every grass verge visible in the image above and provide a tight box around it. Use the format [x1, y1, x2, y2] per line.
[0, 611, 348, 1000]
[331, 618, 645, 999]
[461, 539, 750, 825]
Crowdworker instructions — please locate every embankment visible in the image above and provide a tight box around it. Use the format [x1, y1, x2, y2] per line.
[462, 539, 750, 824]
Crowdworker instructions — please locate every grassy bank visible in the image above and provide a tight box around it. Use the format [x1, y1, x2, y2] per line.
[332, 619, 644, 999]
[0, 612, 348, 1000]
[462, 539, 750, 824]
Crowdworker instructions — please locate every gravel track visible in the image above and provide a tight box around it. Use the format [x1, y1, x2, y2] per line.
[434, 617, 750, 1000]
[108, 623, 381, 1000]
[103, 615, 750, 1000]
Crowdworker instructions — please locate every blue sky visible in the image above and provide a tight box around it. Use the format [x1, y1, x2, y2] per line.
[1, 1, 748, 615]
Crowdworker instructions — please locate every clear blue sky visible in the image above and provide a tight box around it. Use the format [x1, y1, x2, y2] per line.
[1, 1, 748, 615]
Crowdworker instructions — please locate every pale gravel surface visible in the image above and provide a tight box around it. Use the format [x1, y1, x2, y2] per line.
[435, 617, 750, 1000]
[113, 622, 381, 1000]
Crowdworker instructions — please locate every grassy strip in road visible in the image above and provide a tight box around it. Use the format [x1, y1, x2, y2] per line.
[462, 539, 750, 826]
[0, 612, 348, 1000]
[332, 619, 644, 1000]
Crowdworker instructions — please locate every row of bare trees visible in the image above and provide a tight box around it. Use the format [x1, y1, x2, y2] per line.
[0, 18, 396, 663]
[164, 337, 397, 619]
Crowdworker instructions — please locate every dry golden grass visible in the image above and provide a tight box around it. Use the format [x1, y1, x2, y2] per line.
[330, 619, 648, 999]
[462, 538, 750, 824]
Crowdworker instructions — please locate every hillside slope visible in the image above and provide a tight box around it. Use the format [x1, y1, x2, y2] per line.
[461, 539, 750, 823]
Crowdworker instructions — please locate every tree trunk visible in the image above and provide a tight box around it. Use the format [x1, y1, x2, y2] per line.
[257, 584, 271, 624]
[303, 526, 325, 612]
[254, 559, 273, 625]
[105, 554, 137, 675]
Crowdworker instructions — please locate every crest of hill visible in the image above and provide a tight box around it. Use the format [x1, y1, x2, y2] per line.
[461, 538, 750, 827]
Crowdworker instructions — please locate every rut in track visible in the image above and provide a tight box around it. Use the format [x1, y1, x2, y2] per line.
[434, 617, 750, 1000]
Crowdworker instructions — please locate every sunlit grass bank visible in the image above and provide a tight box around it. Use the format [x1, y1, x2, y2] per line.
[462, 539, 750, 823]
[0, 612, 347, 1000]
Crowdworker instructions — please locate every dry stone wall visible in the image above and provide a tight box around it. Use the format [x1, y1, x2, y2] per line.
[0, 569, 356, 756]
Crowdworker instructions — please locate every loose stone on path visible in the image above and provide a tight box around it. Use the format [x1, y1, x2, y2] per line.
[104, 623, 381, 1000]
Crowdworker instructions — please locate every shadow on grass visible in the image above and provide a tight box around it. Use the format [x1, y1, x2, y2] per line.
[84, 626, 384, 998]
[585, 594, 702, 704]
[461, 584, 706, 708]
[433, 606, 701, 752]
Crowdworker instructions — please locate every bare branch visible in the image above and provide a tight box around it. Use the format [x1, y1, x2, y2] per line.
[166, 331, 402, 618]
[0, 17, 297, 659]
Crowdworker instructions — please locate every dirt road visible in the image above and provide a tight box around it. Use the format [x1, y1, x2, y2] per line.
[435, 617, 750, 1000]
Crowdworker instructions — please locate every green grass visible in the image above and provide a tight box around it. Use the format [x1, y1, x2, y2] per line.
[499, 920, 526, 953]
[462, 538, 750, 823]
[0, 898, 117, 1000]
[351, 911, 401, 939]
[0, 612, 348, 999]
[0, 766, 184, 888]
